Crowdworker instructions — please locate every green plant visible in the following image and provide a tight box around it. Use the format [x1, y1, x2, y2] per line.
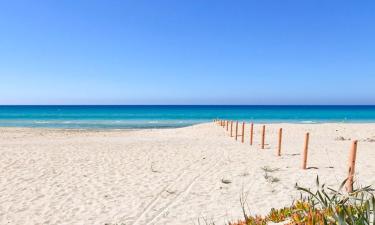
[294, 176, 375, 224]
[229, 176, 375, 225]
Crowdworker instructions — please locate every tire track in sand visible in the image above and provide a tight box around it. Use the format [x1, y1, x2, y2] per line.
[132, 154, 224, 225]
[131, 159, 204, 225]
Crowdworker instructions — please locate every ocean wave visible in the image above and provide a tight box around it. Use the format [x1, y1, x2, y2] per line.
[300, 121, 317, 124]
[33, 121, 52, 124]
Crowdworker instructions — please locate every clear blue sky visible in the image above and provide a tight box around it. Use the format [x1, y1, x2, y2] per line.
[0, 0, 374, 105]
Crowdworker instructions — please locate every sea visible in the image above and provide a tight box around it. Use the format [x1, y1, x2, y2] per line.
[0, 105, 374, 129]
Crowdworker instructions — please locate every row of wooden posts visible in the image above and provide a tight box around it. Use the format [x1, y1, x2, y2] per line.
[213, 119, 358, 193]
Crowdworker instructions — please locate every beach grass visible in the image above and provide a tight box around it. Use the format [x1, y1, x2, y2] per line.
[228, 177, 375, 225]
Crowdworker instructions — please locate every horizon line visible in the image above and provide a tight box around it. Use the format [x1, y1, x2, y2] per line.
[0, 104, 375, 107]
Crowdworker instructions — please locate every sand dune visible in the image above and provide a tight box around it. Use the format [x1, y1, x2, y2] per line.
[1, 123, 375, 225]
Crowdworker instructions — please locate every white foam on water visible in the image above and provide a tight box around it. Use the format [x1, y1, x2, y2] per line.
[33, 121, 51, 124]
[300, 120, 317, 124]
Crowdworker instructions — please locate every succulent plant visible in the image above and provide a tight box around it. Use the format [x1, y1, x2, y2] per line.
[229, 176, 375, 225]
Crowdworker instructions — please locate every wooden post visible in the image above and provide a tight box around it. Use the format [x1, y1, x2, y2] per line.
[277, 128, 282, 156]
[230, 121, 233, 137]
[235, 121, 238, 141]
[226, 121, 229, 131]
[250, 123, 253, 145]
[302, 133, 309, 170]
[346, 140, 358, 193]
[261, 125, 265, 149]
[241, 122, 245, 143]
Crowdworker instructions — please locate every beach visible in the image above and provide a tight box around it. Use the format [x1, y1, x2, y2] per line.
[1, 123, 375, 225]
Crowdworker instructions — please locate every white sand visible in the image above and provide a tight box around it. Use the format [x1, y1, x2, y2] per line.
[0, 123, 375, 225]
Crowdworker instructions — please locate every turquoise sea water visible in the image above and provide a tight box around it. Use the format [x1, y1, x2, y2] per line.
[0, 106, 375, 129]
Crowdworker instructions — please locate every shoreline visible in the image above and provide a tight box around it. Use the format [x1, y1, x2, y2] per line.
[1, 120, 375, 131]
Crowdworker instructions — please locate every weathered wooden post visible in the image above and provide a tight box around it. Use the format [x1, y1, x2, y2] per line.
[250, 123, 254, 145]
[346, 140, 358, 193]
[261, 125, 265, 149]
[230, 121, 233, 137]
[241, 122, 245, 143]
[235, 121, 238, 141]
[277, 128, 282, 156]
[302, 133, 309, 170]
[226, 120, 229, 131]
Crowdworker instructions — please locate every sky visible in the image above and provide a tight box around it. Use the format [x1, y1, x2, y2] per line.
[0, 0, 374, 105]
